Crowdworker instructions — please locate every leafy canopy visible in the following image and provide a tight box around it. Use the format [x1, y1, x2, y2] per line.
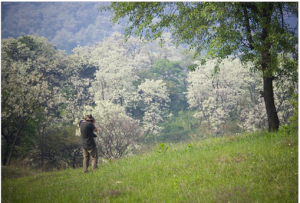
[103, 2, 298, 74]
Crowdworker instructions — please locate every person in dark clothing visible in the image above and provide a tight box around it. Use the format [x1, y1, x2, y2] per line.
[80, 114, 98, 173]
[79, 120, 97, 137]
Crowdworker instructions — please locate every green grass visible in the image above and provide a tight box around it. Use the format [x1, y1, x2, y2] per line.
[2, 130, 298, 202]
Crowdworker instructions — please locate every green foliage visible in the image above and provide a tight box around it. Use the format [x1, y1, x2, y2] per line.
[2, 129, 298, 202]
[106, 2, 297, 62]
[35, 125, 81, 170]
[274, 94, 299, 137]
[155, 143, 168, 154]
[184, 144, 193, 153]
[14, 120, 38, 157]
[150, 60, 188, 114]
[1, 35, 74, 165]
[1, 118, 38, 163]
[289, 93, 298, 130]
[136, 59, 188, 116]
[159, 110, 199, 142]
[18, 35, 40, 52]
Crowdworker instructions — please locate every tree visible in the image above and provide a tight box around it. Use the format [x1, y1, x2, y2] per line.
[102, 2, 298, 131]
[147, 59, 188, 114]
[187, 58, 297, 134]
[24, 125, 81, 170]
[187, 58, 251, 134]
[89, 33, 140, 106]
[64, 45, 98, 121]
[137, 79, 171, 140]
[1, 36, 71, 165]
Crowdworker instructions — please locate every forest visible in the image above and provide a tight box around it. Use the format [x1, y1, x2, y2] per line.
[1, 2, 298, 171]
[1, 2, 126, 54]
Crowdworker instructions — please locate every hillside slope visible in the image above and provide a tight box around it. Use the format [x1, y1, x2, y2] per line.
[2, 130, 298, 202]
[1, 2, 125, 54]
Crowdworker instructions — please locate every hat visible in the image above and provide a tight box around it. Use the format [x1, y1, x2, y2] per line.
[84, 114, 94, 121]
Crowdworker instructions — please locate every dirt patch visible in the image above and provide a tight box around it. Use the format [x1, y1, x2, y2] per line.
[99, 189, 123, 198]
[280, 137, 298, 148]
[215, 185, 251, 203]
[217, 155, 230, 164]
[232, 157, 243, 163]
[217, 153, 247, 164]
[232, 153, 248, 163]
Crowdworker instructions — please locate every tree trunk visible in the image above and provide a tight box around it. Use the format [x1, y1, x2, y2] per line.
[263, 76, 280, 131]
[6, 117, 28, 166]
[260, 4, 279, 132]
[2, 144, 10, 166]
[39, 126, 45, 168]
[7, 129, 21, 166]
[2, 134, 12, 166]
[72, 156, 76, 168]
[261, 41, 280, 132]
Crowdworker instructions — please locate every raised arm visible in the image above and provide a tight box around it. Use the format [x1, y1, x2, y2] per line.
[93, 119, 98, 132]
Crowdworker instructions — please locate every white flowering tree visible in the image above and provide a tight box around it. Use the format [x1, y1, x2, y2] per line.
[72, 33, 142, 107]
[62, 47, 98, 121]
[186, 58, 246, 134]
[239, 98, 268, 131]
[239, 73, 297, 132]
[137, 79, 171, 141]
[187, 57, 296, 134]
[1, 36, 72, 165]
[90, 51, 138, 106]
[143, 32, 184, 66]
[105, 2, 298, 132]
[72, 32, 188, 111]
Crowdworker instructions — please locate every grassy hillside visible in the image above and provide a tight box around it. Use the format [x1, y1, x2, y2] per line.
[2, 129, 298, 202]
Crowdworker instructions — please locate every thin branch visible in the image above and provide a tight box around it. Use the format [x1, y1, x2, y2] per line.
[243, 7, 255, 50]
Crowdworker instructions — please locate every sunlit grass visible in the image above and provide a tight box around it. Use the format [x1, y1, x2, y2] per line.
[2, 130, 298, 202]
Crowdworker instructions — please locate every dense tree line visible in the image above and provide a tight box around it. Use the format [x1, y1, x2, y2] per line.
[104, 2, 298, 131]
[1, 2, 125, 54]
[1, 29, 297, 169]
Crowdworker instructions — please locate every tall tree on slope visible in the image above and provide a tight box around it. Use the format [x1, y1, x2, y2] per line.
[102, 2, 298, 131]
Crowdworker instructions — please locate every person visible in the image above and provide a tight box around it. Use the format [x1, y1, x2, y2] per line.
[79, 114, 98, 173]
[79, 119, 97, 138]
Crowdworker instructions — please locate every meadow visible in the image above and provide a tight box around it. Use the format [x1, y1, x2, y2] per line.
[2, 128, 298, 202]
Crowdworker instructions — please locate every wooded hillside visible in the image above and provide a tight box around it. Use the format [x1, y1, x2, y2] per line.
[1, 2, 298, 170]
